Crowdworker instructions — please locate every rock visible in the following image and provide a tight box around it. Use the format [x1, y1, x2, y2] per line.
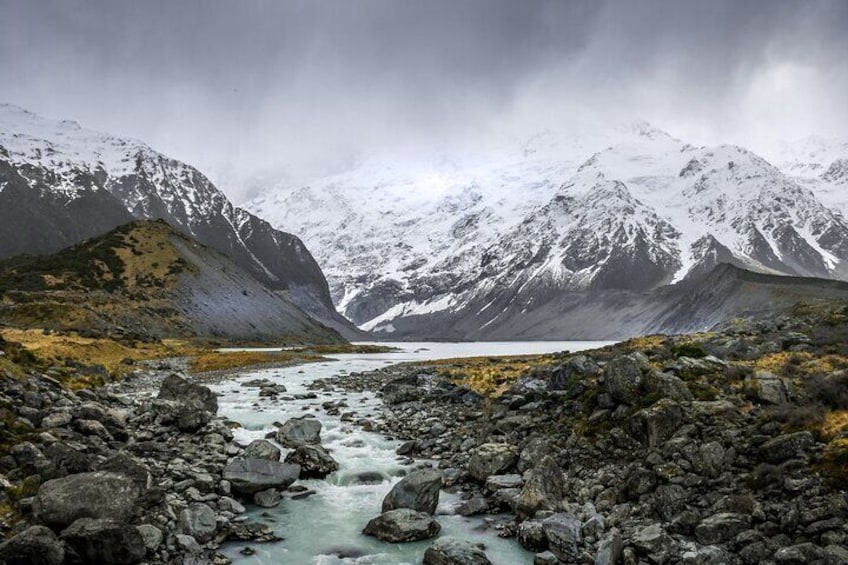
[758, 431, 815, 463]
[518, 520, 547, 552]
[0, 525, 65, 565]
[284, 444, 339, 479]
[534, 551, 559, 565]
[155, 374, 217, 432]
[253, 488, 281, 508]
[423, 536, 492, 564]
[595, 529, 623, 565]
[276, 417, 322, 448]
[60, 518, 146, 565]
[362, 508, 441, 543]
[178, 502, 217, 543]
[72, 418, 112, 440]
[175, 533, 203, 554]
[631, 523, 675, 556]
[382, 468, 443, 515]
[136, 523, 163, 551]
[243, 439, 281, 461]
[485, 474, 524, 491]
[456, 496, 488, 516]
[33, 471, 139, 528]
[158, 373, 218, 413]
[644, 371, 693, 402]
[774, 542, 826, 564]
[746, 371, 789, 405]
[604, 353, 649, 404]
[96, 452, 152, 490]
[223, 457, 301, 495]
[627, 399, 684, 447]
[549, 355, 599, 392]
[515, 455, 564, 519]
[41, 410, 72, 429]
[382, 382, 420, 405]
[467, 443, 518, 482]
[541, 513, 582, 562]
[694, 512, 750, 545]
[72, 402, 128, 439]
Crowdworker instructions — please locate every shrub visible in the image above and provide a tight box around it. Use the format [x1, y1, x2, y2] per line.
[671, 342, 708, 359]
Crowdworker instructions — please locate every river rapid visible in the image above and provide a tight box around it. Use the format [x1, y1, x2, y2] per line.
[213, 341, 611, 565]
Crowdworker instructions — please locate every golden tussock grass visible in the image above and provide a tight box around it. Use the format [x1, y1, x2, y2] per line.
[424, 354, 558, 397]
[189, 350, 324, 373]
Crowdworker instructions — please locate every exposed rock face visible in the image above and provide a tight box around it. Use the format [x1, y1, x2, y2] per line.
[222, 457, 301, 495]
[362, 509, 441, 543]
[0, 525, 65, 565]
[423, 536, 492, 565]
[276, 417, 322, 448]
[284, 445, 339, 479]
[467, 443, 518, 482]
[382, 468, 443, 515]
[33, 471, 140, 528]
[60, 518, 146, 565]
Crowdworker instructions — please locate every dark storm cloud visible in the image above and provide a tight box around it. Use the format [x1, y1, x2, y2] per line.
[1, 0, 847, 198]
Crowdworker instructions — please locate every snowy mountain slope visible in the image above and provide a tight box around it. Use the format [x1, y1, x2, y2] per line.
[246, 122, 848, 338]
[0, 104, 352, 334]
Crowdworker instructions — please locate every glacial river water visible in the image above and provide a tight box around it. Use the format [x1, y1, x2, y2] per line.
[213, 341, 611, 565]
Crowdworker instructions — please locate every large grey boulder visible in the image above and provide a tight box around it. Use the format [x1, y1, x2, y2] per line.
[0, 525, 65, 565]
[467, 443, 518, 482]
[223, 457, 300, 495]
[549, 355, 599, 392]
[33, 471, 139, 528]
[627, 399, 684, 448]
[382, 468, 443, 515]
[276, 417, 322, 448]
[362, 508, 441, 543]
[515, 455, 564, 519]
[60, 518, 146, 565]
[284, 444, 339, 478]
[694, 513, 751, 545]
[758, 431, 815, 463]
[178, 502, 217, 543]
[423, 536, 492, 564]
[243, 439, 281, 461]
[604, 353, 649, 404]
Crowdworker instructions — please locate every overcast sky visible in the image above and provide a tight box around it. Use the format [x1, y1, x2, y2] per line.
[2, 0, 847, 200]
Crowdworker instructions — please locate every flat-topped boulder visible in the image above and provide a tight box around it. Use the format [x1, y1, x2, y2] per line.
[223, 457, 301, 495]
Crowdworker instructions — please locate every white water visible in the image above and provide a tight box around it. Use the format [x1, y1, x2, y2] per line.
[214, 341, 611, 564]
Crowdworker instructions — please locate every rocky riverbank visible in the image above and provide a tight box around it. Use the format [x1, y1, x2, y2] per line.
[307, 304, 848, 564]
[0, 351, 287, 564]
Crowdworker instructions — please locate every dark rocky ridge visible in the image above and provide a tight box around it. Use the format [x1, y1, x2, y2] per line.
[0, 220, 343, 345]
[371, 264, 848, 340]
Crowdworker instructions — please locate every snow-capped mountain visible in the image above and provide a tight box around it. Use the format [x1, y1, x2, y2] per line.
[0, 104, 350, 333]
[246, 122, 848, 338]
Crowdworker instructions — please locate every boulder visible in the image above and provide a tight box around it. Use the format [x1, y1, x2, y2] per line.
[136, 524, 163, 551]
[223, 457, 300, 495]
[485, 474, 524, 491]
[644, 371, 693, 402]
[382, 383, 421, 405]
[467, 443, 518, 482]
[382, 468, 443, 515]
[604, 353, 649, 404]
[631, 523, 676, 556]
[746, 371, 789, 405]
[0, 525, 65, 565]
[549, 355, 599, 392]
[253, 488, 281, 508]
[276, 417, 322, 448]
[284, 444, 339, 479]
[541, 513, 582, 562]
[60, 518, 146, 565]
[96, 452, 152, 490]
[157, 373, 218, 413]
[33, 471, 139, 528]
[758, 431, 815, 463]
[515, 455, 563, 519]
[72, 402, 128, 440]
[243, 439, 281, 461]
[178, 502, 217, 543]
[627, 399, 684, 448]
[694, 513, 751, 545]
[362, 508, 441, 543]
[423, 536, 492, 565]
[595, 529, 623, 565]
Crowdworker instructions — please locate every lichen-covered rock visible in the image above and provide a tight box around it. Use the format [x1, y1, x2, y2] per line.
[60, 518, 146, 565]
[423, 536, 492, 564]
[284, 444, 339, 479]
[515, 455, 563, 519]
[276, 417, 322, 448]
[467, 443, 518, 482]
[0, 525, 65, 565]
[243, 439, 282, 461]
[178, 502, 217, 543]
[223, 457, 300, 495]
[604, 353, 649, 404]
